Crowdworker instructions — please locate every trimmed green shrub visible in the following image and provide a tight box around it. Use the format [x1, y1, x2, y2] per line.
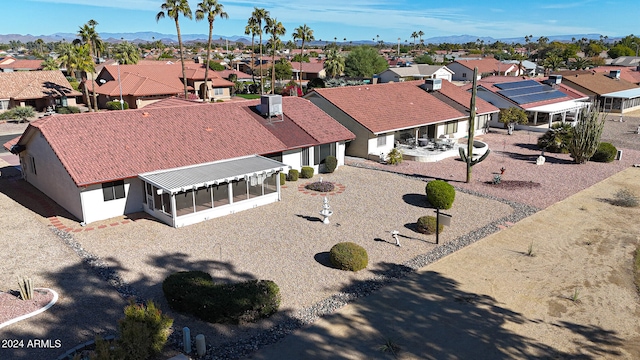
[305, 181, 335, 192]
[387, 148, 403, 165]
[106, 100, 129, 110]
[300, 166, 314, 178]
[163, 271, 280, 324]
[329, 242, 368, 272]
[324, 156, 338, 173]
[425, 180, 455, 210]
[590, 142, 617, 163]
[288, 169, 299, 181]
[56, 106, 81, 114]
[416, 216, 443, 235]
[280, 172, 286, 185]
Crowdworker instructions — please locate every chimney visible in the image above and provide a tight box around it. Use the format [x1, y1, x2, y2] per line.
[609, 70, 621, 79]
[421, 78, 442, 92]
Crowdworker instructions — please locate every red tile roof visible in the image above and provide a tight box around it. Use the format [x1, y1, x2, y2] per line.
[310, 82, 467, 134]
[290, 61, 325, 74]
[217, 69, 252, 80]
[436, 80, 499, 115]
[0, 58, 44, 71]
[450, 58, 508, 74]
[11, 97, 354, 186]
[0, 70, 81, 100]
[554, 70, 638, 95]
[590, 66, 640, 85]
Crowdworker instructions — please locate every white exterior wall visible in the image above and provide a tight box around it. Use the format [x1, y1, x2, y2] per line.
[433, 68, 453, 82]
[20, 131, 84, 221]
[367, 133, 394, 161]
[447, 63, 475, 81]
[80, 178, 145, 224]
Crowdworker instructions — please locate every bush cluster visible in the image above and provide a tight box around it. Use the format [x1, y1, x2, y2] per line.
[387, 148, 403, 165]
[537, 123, 573, 153]
[106, 101, 129, 110]
[425, 180, 455, 210]
[416, 216, 443, 235]
[324, 156, 338, 173]
[590, 142, 617, 163]
[300, 166, 314, 178]
[55, 106, 81, 114]
[329, 242, 368, 272]
[305, 181, 335, 192]
[288, 169, 299, 181]
[279, 172, 286, 185]
[163, 271, 281, 324]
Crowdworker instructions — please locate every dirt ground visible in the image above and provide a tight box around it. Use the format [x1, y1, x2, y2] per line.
[250, 167, 640, 359]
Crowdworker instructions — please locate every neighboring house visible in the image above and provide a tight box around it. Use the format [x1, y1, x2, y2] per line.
[4, 96, 354, 227]
[290, 61, 326, 81]
[0, 70, 81, 112]
[0, 56, 44, 72]
[607, 56, 640, 67]
[305, 80, 498, 161]
[590, 66, 640, 85]
[502, 60, 538, 77]
[467, 75, 590, 130]
[554, 70, 640, 113]
[447, 58, 518, 81]
[376, 64, 454, 83]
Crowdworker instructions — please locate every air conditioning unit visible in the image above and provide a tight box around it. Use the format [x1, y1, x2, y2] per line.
[609, 70, 621, 79]
[547, 74, 562, 85]
[422, 78, 442, 92]
[260, 94, 283, 117]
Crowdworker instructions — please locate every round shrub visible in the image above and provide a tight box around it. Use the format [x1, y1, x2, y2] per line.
[425, 180, 455, 210]
[163, 271, 281, 324]
[324, 156, 338, 173]
[537, 123, 572, 153]
[106, 100, 129, 110]
[590, 142, 617, 163]
[300, 166, 314, 179]
[288, 169, 299, 181]
[280, 172, 286, 185]
[305, 181, 335, 192]
[329, 242, 368, 272]
[416, 215, 443, 234]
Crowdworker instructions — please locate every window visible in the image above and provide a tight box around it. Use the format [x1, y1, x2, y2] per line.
[444, 121, 458, 135]
[27, 155, 37, 175]
[195, 187, 213, 211]
[214, 88, 224, 96]
[102, 180, 125, 201]
[377, 135, 386, 147]
[301, 148, 309, 166]
[213, 184, 229, 207]
[175, 190, 194, 216]
[462, 73, 467, 78]
[476, 115, 488, 130]
[248, 175, 263, 198]
[232, 179, 248, 202]
[314, 143, 336, 165]
[0, 100, 8, 110]
[264, 173, 277, 195]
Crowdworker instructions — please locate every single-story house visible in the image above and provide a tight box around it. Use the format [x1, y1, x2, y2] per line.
[375, 65, 455, 83]
[5, 96, 354, 227]
[290, 61, 326, 81]
[0, 57, 44, 72]
[447, 58, 518, 81]
[0, 70, 81, 112]
[304, 79, 498, 161]
[607, 56, 640, 67]
[467, 75, 590, 130]
[554, 70, 640, 113]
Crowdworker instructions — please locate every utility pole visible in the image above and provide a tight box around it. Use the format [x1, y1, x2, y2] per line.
[466, 67, 478, 183]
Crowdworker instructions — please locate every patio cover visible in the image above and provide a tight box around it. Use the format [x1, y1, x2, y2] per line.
[139, 155, 288, 194]
[526, 100, 589, 114]
[600, 88, 640, 100]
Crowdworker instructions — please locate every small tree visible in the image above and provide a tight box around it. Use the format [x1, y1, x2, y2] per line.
[568, 104, 605, 164]
[499, 107, 528, 135]
[11, 106, 35, 123]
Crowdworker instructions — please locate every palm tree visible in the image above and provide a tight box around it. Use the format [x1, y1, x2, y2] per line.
[324, 48, 344, 78]
[244, 18, 259, 86]
[250, 7, 270, 94]
[156, 0, 193, 99]
[418, 30, 424, 48]
[57, 42, 77, 80]
[114, 41, 141, 64]
[78, 22, 101, 111]
[570, 57, 591, 70]
[41, 57, 59, 71]
[74, 44, 95, 110]
[292, 24, 314, 89]
[195, 0, 228, 101]
[264, 17, 285, 94]
[411, 31, 418, 49]
[543, 54, 564, 74]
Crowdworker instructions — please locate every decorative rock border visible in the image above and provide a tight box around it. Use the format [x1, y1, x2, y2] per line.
[0, 288, 58, 329]
[297, 182, 346, 196]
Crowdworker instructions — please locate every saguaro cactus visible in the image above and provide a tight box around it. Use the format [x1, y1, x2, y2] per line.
[18, 276, 33, 300]
[459, 146, 491, 166]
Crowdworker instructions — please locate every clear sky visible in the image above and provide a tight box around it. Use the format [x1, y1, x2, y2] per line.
[3, 0, 639, 42]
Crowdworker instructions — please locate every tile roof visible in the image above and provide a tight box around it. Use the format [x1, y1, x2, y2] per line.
[554, 70, 639, 95]
[590, 66, 640, 85]
[12, 97, 354, 186]
[310, 81, 467, 134]
[435, 80, 499, 114]
[451, 58, 517, 75]
[0, 59, 44, 71]
[0, 70, 81, 100]
[217, 69, 252, 79]
[382, 65, 453, 77]
[290, 61, 325, 74]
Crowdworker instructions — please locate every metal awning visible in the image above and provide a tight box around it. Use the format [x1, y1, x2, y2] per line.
[139, 155, 288, 194]
[525, 100, 589, 113]
[601, 88, 640, 99]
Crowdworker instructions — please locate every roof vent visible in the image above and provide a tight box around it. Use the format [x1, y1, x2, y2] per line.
[259, 94, 283, 119]
[609, 70, 621, 79]
[421, 78, 442, 92]
[547, 74, 562, 85]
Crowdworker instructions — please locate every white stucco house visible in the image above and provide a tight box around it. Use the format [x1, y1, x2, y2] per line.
[5, 96, 354, 227]
[375, 65, 455, 83]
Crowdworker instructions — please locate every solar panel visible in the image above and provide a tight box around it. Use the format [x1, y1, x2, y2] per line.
[494, 80, 540, 90]
[508, 91, 566, 105]
[499, 85, 548, 97]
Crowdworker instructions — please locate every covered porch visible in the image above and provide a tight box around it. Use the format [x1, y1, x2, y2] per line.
[521, 100, 590, 132]
[600, 88, 640, 114]
[139, 155, 288, 228]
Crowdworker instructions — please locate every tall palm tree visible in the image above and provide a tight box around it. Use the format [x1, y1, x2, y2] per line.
[264, 17, 285, 94]
[114, 41, 141, 64]
[195, 0, 228, 101]
[324, 48, 344, 78]
[411, 31, 418, 49]
[78, 22, 101, 111]
[250, 7, 270, 94]
[418, 30, 424, 48]
[74, 44, 94, 110]
[41, 57, 59, 71]
[244, 18, 259, 86]
[292, 24, 314, 89]
[57, 42, 77, 80]
[156, 0, 193, 99]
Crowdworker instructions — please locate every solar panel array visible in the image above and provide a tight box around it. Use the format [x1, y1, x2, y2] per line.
[495, 80, 567, 105]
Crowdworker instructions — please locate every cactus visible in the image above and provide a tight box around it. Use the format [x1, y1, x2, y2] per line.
[459, 146, 490, 166]
[18, 276, 33, 300]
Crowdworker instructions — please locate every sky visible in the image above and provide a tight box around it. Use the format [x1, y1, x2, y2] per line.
[3, 0, 639, 42]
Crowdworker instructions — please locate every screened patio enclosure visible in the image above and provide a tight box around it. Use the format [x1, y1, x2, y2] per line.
[139, 155, 288, 227]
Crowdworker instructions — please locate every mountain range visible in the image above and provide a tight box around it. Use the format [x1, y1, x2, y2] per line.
[0, 32, 615, 46]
